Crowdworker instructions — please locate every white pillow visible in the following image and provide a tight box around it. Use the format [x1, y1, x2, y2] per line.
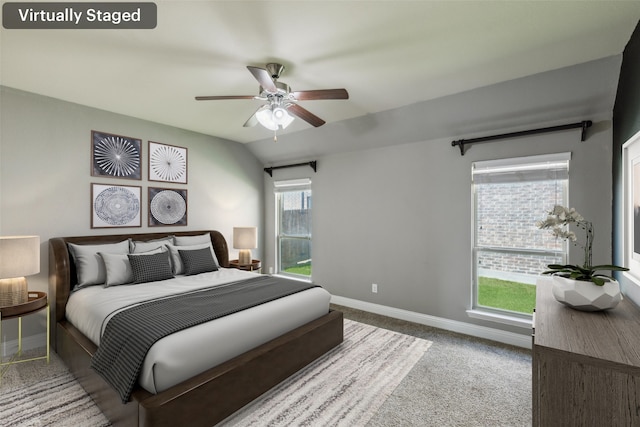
[130, 236, 174, 253]
[68, 240, 129, 289]
[100, 247, 166, 287]
[166, 243, 219, 275]
[99, 252, 133, 287]
[173, 233, 211, 246]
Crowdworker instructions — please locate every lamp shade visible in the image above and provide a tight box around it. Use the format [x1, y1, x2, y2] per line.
[233, 227, 257, 250]
[0, 235, 40, 279]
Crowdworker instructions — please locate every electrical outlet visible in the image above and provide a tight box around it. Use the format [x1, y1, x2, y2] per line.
[372, 283, 378, 293]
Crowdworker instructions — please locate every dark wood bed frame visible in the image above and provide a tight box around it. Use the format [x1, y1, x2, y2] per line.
[48, 230, 344, 427]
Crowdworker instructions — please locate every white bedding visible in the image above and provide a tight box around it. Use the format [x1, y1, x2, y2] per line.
[66, 268, 331, 394]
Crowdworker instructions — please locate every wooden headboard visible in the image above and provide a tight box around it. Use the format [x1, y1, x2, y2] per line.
[48, 230, 229, 348]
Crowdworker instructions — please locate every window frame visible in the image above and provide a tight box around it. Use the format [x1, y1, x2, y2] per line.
[469, 153, 570, 326]
[274, 178, 312, 281]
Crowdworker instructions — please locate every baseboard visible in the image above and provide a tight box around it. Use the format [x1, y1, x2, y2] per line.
[330, 295, 532, 349]
[2, 332, 47, 357]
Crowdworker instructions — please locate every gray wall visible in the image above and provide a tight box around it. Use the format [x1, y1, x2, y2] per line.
[0, 86, 264, 343]
[0, 50, 623, 345]
[261, 60, 618, 336]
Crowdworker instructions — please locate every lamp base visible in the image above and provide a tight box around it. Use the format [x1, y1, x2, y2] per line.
[0, 277, 28, 307]
[238, 249, 253, 266]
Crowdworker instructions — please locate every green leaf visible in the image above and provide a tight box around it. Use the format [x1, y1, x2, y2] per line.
[590, 265, 629, 272]
[543, 269, 573, 276]
[592, 273, 614, 280]
[547, 264, 575, 269]
[572, 274, 587, 280]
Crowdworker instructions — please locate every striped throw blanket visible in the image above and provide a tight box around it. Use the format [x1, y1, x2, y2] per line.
[90, 275, 318, 402]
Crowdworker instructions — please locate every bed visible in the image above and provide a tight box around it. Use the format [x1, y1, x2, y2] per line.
[48, 230, 344, 427]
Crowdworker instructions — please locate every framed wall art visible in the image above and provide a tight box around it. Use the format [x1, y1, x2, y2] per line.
[623, 129, 640, 287]
[148, 187, 187, 226]
[91, 130, 142, 179]
[148, 141, 188, 184]
[91, 183, 142, 228]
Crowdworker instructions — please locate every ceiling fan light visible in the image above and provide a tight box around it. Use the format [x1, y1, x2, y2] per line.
[255, 106, 278, 131]
[273, 107, 294, 129]
[272, 107, 286, 121]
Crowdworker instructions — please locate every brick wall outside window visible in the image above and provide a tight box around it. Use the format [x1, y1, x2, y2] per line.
[476, 180, 565, 277]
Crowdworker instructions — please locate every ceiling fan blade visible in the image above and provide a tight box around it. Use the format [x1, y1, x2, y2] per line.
[195, 95, 256, 101]
[243, 107, 261, 128]
[292, 89, 349, 100]
[247, 66, 277, 93]
[287, 104, 326, 127]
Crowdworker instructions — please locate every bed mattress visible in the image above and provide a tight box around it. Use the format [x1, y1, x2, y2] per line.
[65, 268, 331, 394]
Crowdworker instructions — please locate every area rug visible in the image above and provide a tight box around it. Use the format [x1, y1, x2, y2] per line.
[220, 319, 432, 426]
[1, 357, 110, 427]
[1, 319, 431, 427]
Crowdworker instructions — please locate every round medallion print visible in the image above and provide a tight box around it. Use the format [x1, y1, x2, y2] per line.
[94, 135, 140, 177]
[94, 186, 140, 225]
[150, 144, 186, 182]
[150, 190, 186, 224]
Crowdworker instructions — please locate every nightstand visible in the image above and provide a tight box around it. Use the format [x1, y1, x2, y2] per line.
[0, 291, 50, 377]
[229, 259, 262, 273]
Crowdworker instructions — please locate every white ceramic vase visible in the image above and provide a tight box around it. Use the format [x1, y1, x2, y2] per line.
[551, 275, 622, 311]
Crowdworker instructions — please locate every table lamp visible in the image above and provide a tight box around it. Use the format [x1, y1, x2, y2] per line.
[0, 236, 40, 307]
[233, 227, 257, 266]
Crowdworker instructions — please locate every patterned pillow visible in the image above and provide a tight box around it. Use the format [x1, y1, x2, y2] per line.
[179, 247, 218, 276]
[166, 243, 219, 274]
[128, 250, 174, 284]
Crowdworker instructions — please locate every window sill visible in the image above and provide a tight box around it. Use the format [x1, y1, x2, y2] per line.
[272, 273, 312, 283]
[466, 309, 532, 329]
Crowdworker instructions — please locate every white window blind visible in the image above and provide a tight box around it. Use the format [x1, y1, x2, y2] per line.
[274, 178, 312, 192]
[472, 152, 571, 183]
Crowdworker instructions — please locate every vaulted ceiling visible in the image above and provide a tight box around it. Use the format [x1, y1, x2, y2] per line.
[2, 1, 639, 146]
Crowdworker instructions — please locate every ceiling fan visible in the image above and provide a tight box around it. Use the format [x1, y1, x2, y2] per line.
[195, 63, 349, 141]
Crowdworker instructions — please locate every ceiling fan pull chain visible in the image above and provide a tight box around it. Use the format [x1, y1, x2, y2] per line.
[274, 130, 278, 143]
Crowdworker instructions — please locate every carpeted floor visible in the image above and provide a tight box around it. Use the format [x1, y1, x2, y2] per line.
[333, 305, 532, 427]
[1, 306, 532, 426]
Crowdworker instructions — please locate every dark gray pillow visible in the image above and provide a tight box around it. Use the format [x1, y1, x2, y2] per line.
[128, 251, 174, 284]
[179, 247, 218, 276]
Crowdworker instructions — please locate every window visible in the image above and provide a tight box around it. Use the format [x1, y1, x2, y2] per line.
[470, 153, 570, 323]
[275, 179, 312, 280]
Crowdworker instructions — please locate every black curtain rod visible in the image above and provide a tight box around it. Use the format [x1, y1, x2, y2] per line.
[264, 161, 317, 177]
[451, 120, 592, 156]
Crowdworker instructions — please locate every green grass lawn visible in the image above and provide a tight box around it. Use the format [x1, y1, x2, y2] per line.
[278, 269, 533, 314]
[283, 264, 311, 276]
[478, 277, 536, 314]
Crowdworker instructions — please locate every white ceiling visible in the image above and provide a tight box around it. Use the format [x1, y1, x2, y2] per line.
[1, 1, 639, 144]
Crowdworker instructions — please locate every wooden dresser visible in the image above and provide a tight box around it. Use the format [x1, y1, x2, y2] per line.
[532, 278, 640, 426]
